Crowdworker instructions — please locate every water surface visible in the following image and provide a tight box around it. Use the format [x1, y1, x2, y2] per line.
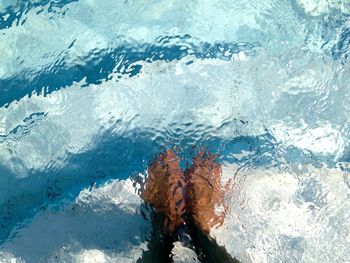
[0, 0, 350, 262]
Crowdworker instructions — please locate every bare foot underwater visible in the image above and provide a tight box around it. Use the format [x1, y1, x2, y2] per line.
[138, 149, 239, 263]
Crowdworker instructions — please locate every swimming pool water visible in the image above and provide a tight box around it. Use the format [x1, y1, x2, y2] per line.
[0, 0, 350, 262]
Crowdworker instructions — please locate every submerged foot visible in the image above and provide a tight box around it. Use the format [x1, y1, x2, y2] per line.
[186, 150, 225, 233]
[140, 148, 233, 263]
[142, 149, 187, 233]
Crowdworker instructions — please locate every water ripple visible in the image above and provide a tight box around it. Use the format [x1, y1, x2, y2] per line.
[0, 0, 350, 262]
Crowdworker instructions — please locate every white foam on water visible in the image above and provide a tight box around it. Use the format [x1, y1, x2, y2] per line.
[1, 166, 349, 262]
[0, 179, 149, 263]
[172, 242, 199, 263]
[296, 0, 350, 16]
[212, 164, 350, 263]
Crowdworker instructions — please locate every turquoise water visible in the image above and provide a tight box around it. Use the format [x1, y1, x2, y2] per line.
[0, 0, 350, 262]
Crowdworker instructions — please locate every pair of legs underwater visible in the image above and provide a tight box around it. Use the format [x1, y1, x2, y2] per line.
[137, 149, 239, 263]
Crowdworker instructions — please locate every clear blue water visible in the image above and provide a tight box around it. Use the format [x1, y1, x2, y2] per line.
[0, 0, 350, 262]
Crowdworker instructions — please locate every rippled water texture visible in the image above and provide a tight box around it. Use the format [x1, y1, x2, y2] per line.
[0, 0, 350, 262]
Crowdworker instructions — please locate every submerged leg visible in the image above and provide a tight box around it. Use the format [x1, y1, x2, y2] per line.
[139, 149, 192, 262]
[139, 148, 238, 263]
[136, 212, 175, 263]
[185, 149, 239, 262]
